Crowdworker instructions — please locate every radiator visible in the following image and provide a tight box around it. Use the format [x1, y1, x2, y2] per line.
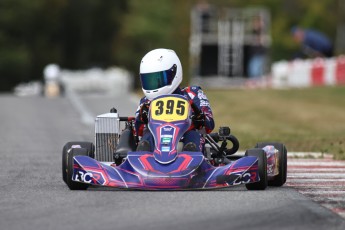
[94, 113, 120, 162]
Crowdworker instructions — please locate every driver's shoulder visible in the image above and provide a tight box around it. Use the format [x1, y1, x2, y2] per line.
[182, 85, 202, 93]
[139, 96, 150, 105]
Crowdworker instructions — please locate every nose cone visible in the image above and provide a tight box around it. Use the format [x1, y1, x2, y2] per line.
[153, 149, 178, 164]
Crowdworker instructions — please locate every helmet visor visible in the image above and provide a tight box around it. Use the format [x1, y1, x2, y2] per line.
[140, 65, 177, 90]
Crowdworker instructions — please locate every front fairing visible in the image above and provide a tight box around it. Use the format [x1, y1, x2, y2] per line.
[71, 153, 260, 190]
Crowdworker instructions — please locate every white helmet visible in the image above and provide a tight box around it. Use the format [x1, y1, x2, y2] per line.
[140, 48, 183, 100]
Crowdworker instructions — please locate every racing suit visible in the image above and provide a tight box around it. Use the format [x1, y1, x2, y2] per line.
[135, 86, 214, 152]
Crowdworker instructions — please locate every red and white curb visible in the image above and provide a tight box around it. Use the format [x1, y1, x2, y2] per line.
[286, 152, 345, 218]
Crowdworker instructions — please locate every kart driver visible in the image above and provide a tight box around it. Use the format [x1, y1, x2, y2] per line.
[135, 48, 214, 152]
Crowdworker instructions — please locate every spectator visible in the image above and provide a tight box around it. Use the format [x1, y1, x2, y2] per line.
[291, 26, 333, 58]
[247, 15, 268, 78]
[196, 0, 212, 33]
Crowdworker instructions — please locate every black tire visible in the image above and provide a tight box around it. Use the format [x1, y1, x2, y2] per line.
[255, 142, 287, 187]
[245, 148, 268, 190]
[65, 148, 89, 190]
[62, 142, 95, 184]
[225, 135, 240, 155]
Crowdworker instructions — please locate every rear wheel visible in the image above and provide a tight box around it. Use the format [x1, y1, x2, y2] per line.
[245, 148, 267, 190]
[62, 142, 94, 184]
[256, 142, 287, 186]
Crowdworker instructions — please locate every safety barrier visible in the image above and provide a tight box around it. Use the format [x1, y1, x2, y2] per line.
[271, 56, 345, 88]
[60, 67, 133, 95]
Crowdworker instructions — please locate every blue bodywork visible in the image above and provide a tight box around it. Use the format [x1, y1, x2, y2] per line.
[71, 95, 261, 190]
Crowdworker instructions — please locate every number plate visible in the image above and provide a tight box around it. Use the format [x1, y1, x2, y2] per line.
[151, 97, 189, 122]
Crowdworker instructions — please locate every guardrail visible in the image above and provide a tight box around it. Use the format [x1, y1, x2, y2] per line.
[271, 56, 345, 88]
[60, 67, 133, 95]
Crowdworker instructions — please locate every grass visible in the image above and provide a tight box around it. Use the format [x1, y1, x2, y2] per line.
[205, 86, 345, 160]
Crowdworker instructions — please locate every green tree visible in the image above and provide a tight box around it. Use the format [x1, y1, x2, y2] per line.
[60, 0, 128, 69]
[0, 0, 66, 91]
[0, 0, 341, 91]
[0, 0, 128, 91]
[114, 0, 173, 87]
[114, 0, 193, 87]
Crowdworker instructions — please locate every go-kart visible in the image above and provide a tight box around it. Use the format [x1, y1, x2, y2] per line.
[62, 94, 287, 190]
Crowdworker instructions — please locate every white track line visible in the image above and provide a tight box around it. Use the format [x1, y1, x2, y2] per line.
[287, 152, 345, 219]
[288, 161, 345, 166]
[288, 173, 345, 178]
[289, 168, 345, 172]
[66, 88, 94, 125]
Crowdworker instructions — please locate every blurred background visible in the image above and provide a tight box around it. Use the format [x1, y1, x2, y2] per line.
[1, 0, 345, 157]
[1, 0, 344, 91]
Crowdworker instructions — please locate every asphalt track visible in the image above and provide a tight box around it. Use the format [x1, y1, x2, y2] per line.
[1, 93, 345, 230]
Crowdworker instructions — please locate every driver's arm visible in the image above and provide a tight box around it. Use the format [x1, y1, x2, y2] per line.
[186, 86, 215, 133]
[135, 98, 150, 136]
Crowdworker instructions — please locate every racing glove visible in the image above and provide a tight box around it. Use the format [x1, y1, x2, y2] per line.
[191, 112, 205, 129]
[139, 103, 150, 124]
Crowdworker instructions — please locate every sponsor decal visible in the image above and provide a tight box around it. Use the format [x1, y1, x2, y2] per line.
[161, 137, 171, 144]
[161, 146, 171, 152]
[163, 127, 173, 132]
[188, 92, 195, 99]
[197, 91, 207, 100]
[200, 100, 210, 107]
[232, 172, 252, 185]
[73, 171, 93, 183]
[267, 164, 274, 175]
[263, 146, 279, 176]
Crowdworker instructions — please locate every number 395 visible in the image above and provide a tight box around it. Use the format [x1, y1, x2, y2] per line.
[155, 100, 186, 116]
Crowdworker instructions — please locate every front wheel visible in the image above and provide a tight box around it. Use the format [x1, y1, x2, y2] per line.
[65, 148, 89, 190]
[245, 148, 268, 190]
[62, 142, 95, 184]
[256, 142, 287, 187]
